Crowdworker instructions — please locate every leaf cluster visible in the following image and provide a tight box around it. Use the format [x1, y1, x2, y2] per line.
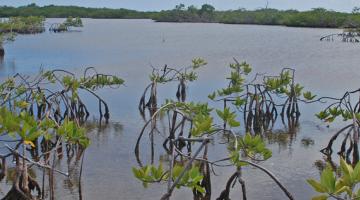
[229, 133, 272, 167]
[132, 164, 205, 193]
[308, 158, 360, 200]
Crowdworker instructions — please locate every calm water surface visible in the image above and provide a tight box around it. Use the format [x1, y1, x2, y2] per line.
[1, 19, 360, 200]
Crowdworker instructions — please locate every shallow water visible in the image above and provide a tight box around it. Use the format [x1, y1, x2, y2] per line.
[1, 19, 360, 199]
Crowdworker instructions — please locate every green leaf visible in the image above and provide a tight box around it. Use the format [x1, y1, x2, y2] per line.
[192, 176, 203, 184]
[208, 92, 216, 100]
[173, 165, 183, 178]
[340, 158, 353, 180]
[216, 107, 239, 128]
[311, 195, 328, 200]
[143, 165, 151, 176]
[233, 97, 246, 107]
[216, 109, 225, 120]
[316, 111, 330, 120]
[156, 163, 164, 180]
[150, 166, 158, 179]
[334, 186, 350, 195]
[320, 166, 335, 193]
[189, 167, 199, 179]
[307, 179, 327, 193]
[353, 161, 360, 182]
[191, 114, 213, 136]
[194, 185, 205, 194]
[228, 119, 240, 127]
[241, 62, 252, 75]
[191, 58, 207, 69]
[132, 167, 142, 179]
[303, 91, 316, 100]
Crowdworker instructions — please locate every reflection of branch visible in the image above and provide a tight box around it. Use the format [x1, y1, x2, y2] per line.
[188, 155, 294, 200]
[217, 169, 247, 200]
[135, 103, 174, 166]
[238, 159, 294, 200]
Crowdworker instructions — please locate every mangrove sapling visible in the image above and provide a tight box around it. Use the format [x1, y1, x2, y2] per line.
[0, 16, 46, 56]
[133, 59, 305, 199]
[137, 59, 206, 165]
[63, 17, 83, 28]
[49, 17, 84, 33]
[0, 68, 123, 199]
[263, 68, 314, 132]
[0, 68, 124, 124]
[315, 88, 360, 165]
[133, 98, 294, 199]
[216, 133, 273, 200]
[135, 100, 213, 166]
[138, 58, 207, 118]
[0, 108, 87, 200]
[0, 17, 45, 35]
[209, 60, 316, 134]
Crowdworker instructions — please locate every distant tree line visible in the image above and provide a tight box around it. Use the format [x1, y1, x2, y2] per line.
[2, 3, 360, 28]
[0, 3, 153, 19]
[155, 5, 360, 28]
[152, 4, 217, 22]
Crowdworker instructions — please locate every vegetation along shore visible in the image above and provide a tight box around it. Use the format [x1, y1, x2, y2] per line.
[1, 3, 360, 28]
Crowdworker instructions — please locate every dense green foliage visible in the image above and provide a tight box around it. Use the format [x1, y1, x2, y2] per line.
[0, 3, 153, 19]
[0, 16, 45, 34]
[1, 4, 360, 28]
[218, 8, 360, 27]
[153, 4, 216, 23]
[0, 32, 15, 48]
[0, 16, 45, 50]
[156, 6, 360, 28]
[63, 16, 83, 27]
[49, 16, 84, 32]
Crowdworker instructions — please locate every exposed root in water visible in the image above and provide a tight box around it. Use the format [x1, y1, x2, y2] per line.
[316, 88, 360, 165]
[320, 29, 360, 43]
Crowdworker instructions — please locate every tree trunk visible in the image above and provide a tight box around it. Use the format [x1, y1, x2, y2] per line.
[0, 46, 4, 57]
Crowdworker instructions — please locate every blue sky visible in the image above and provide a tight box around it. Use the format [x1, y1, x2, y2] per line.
[1, 0, 359, 12]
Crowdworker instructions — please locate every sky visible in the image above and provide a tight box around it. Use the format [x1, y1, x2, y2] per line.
[1, 0, 360, 12]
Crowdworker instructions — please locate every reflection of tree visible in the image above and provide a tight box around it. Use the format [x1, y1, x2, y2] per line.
[313, 156, 339, 177]
[83, 120, 123, 134]
[265, 129, 295, 149]
[301, 137, 315, 148]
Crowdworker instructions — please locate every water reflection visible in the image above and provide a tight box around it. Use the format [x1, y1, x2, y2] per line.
[0, 57, 16, 76]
